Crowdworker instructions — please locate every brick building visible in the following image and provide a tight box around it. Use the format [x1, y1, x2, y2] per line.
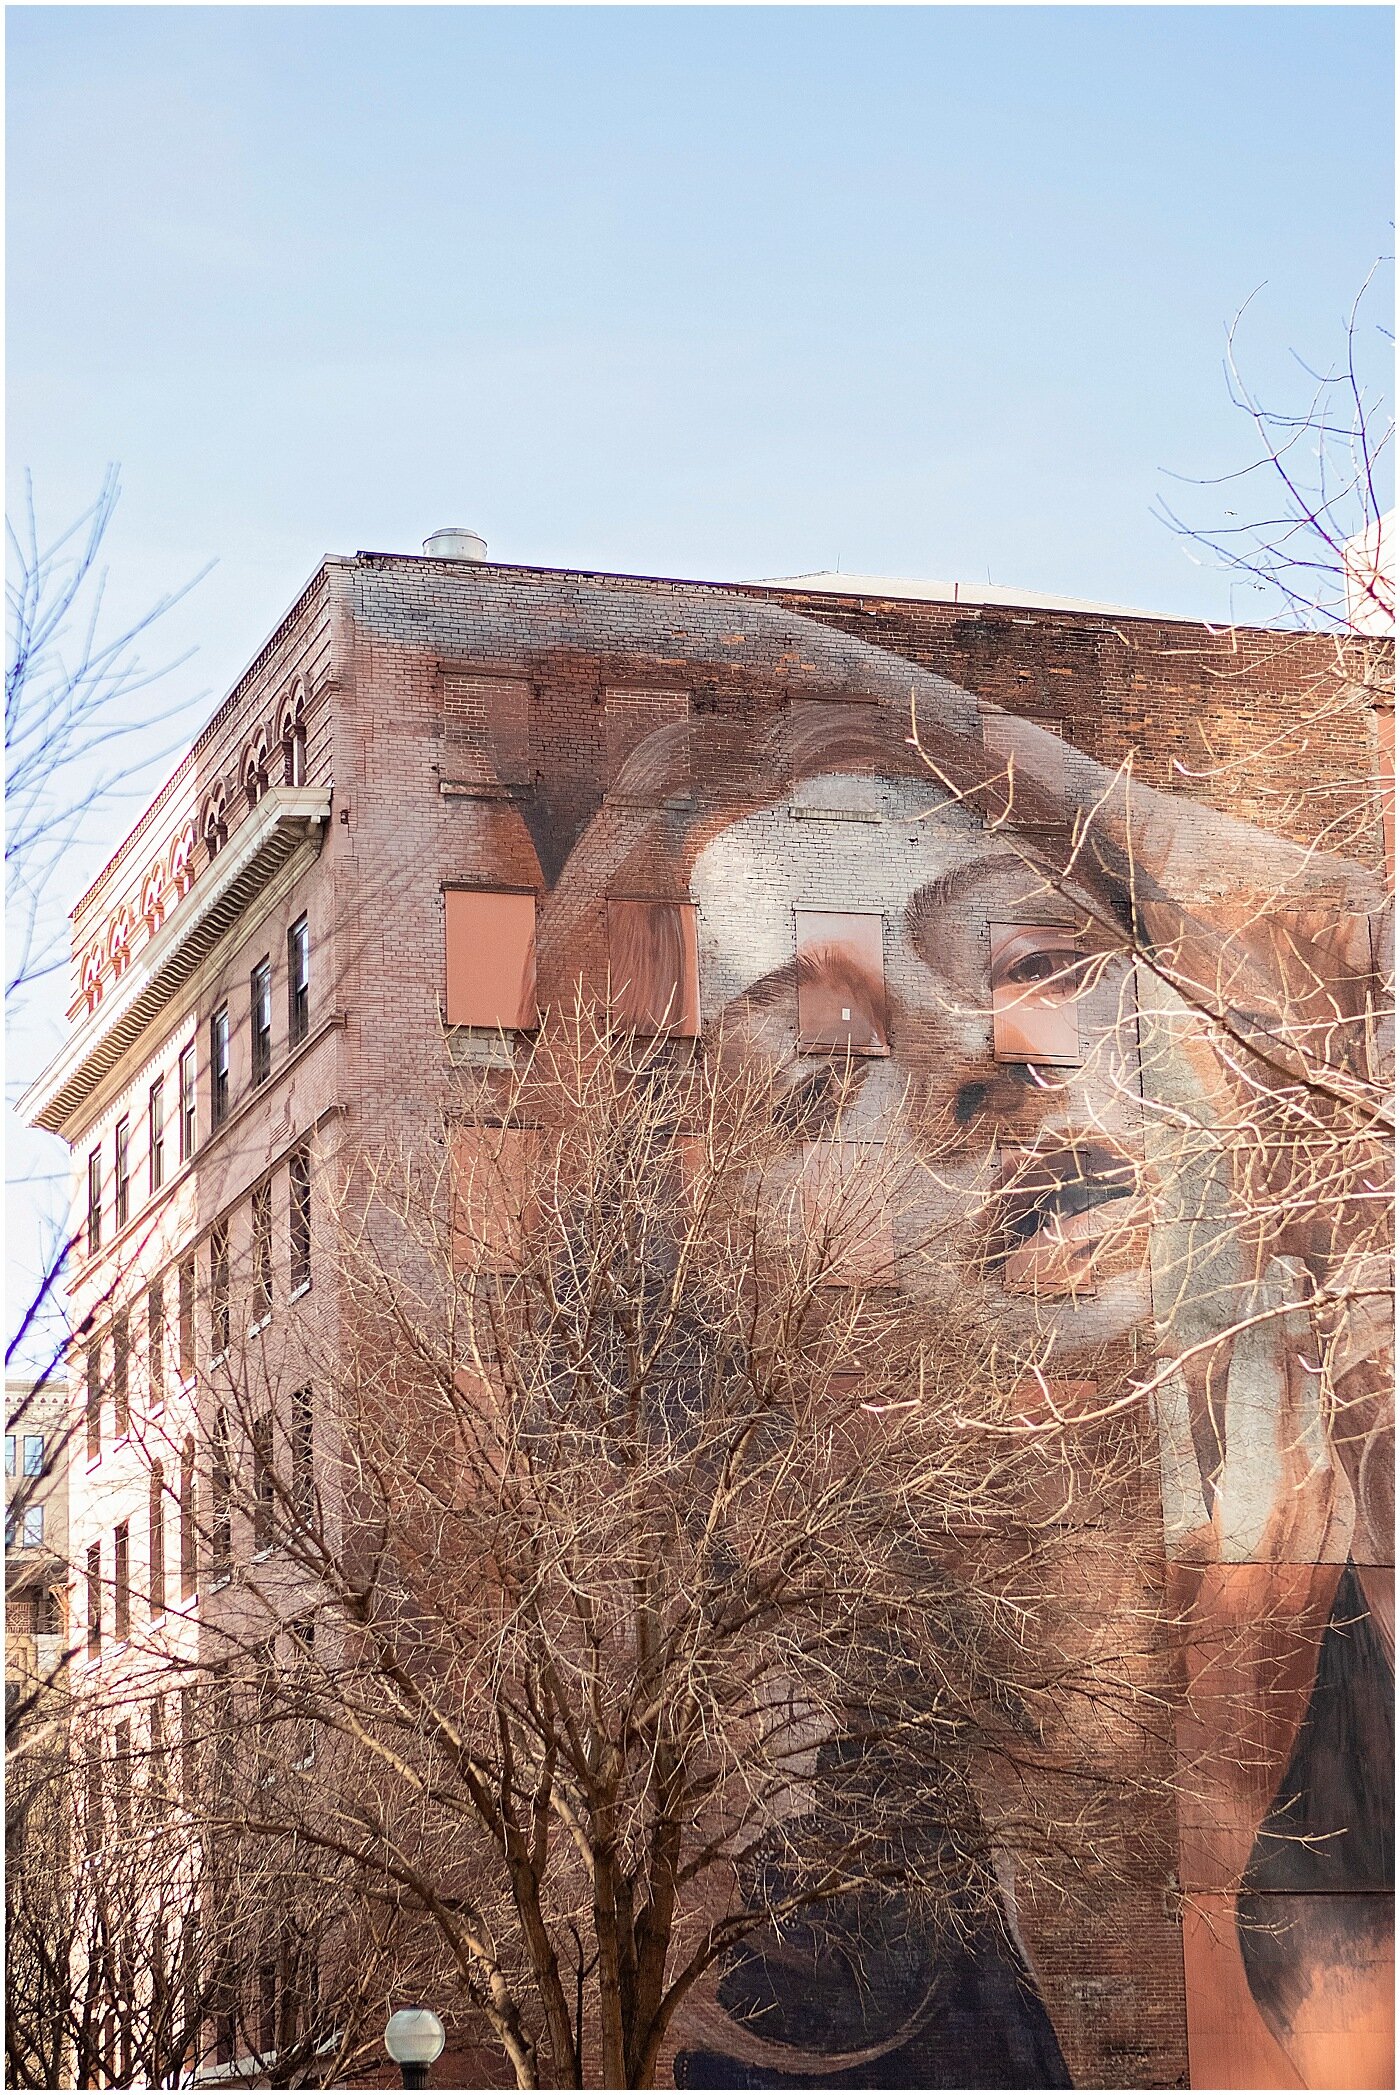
[21, 540, 1392, 2089]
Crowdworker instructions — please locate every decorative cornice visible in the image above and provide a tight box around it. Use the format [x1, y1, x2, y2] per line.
[21, 788, 332, 1138]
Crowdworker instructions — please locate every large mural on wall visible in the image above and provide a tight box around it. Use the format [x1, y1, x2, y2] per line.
[431, 592, 1392, 2090]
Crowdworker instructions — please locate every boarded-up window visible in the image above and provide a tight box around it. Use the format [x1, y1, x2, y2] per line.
[995, 1146, 1123, 1299]
[603, 688, 689, 793]
[794, 911, 889, 1055]
[445, 890, 537, 1030]
[441, 672, 531, 791]
[989, 924, 1081, 1065]
[607, 900, 700, 1036]
[801, 1142, 897, 1287]
[452, 1126, 539, 1273]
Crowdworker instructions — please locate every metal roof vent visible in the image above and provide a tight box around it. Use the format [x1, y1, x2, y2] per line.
[422, 527, 488, 562]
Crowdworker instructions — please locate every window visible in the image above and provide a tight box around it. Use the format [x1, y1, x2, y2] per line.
[149, 1465, 166, 1620]
[114, 1721, 133, 1836]
[444, 889, 537, 1029]
[113, 1312, 131, 1439]
[148, 1280, 165, 1408]
[794, 911, 889, 1055]
[995, 1145, 1109, 1299]
[114, 1117, 131, 1228]
[210, 1221, 230, 1356]
[252, 1181, 273, 1324]
[149, 1695, 168, 1800]
[86, 1541, 102, 1658]
[210, 1007, 230, 1129]
[801, 1141, 898, 1287]
[87, 1149, 103, 1255]
[287, 917, 310, 1046]
[211, 1410, 232, 1582]
[452, 1126, 538, 1273]
[180, 1686, 198, 1802]
[3, 1436, 12, 1476]
[148, 1076, 166, 1193]
[607, 899, 700, 1036]
[289, 1614, 316, 1768]
[21, 1504, 44, 1548]
[86, 1340, 103, 1464]
[989, 924, 1082, 1066]
[114, 1521, 131, 1642]
[205, 797, 227, 864]
[291, 1387, 313, 1523]
[180, 1437, 197, 1601]
[252, 1412, 275, 1552]
[84, 1750, 103, 1854]
[179, 1045, 197, 1162]
[289, 1148, 311, 1293]
[253, 1637, 277, 1787]
[22, 1434, 43, 1477]
[283, 711, 307, 787]
[178, 1256, 195, 1381]
[251, 960, 272, 1086]
[258, 1960, 278, 2057]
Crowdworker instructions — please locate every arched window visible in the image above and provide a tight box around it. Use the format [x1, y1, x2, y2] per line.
[244, 740, 269, 809]
[108, 907, 133, 978]
[280, 687, 307, 787]
[82, 945, 105, 1013]
[169, 823, 197, 896]
[203, 794, 227, 865]
[141, 863, 167, 937]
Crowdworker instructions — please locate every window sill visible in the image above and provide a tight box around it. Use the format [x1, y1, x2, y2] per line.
[248, 1316, 272, 1338]
[288, 1279, 312, 1303]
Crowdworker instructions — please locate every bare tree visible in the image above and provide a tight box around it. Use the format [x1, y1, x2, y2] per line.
[188, 1000, 1180, 2089]
[906, 266, 1393, 2092]
[5, 1663, 401, 2089]
[6, 466, 211, 1009]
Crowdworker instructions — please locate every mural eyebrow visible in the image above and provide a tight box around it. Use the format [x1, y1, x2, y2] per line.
[907, 855, 1047, 938]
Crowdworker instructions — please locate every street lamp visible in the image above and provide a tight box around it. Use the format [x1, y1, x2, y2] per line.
[384, 2007, 446, 2090]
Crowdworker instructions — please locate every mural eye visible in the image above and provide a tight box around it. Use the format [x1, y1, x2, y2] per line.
[1006, 952, 1060, 988]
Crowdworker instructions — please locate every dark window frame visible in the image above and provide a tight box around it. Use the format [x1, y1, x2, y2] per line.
[148, 1076, 166, 1194]
[251, 960, 273, 1087]
[114, 1117, 131, 1229]
[287, 917, 310, 1047]
[210, 1007, 230, 1129]
[87, 1149, 103, 1255]
[179, 1044, 197, 1162]
[289, 1148, 312, 1294]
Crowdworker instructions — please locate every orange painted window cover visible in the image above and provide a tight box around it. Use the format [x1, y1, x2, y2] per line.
[606, 900, 700, 1037]
[794, 910, 889, 1056]
[989, 923, 1082, 1066]
[451, 1126, 540, 1274]
[444, 889, 537, 1031]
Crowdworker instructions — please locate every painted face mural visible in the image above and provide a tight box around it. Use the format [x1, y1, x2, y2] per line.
[498, 613, 1391, 2090]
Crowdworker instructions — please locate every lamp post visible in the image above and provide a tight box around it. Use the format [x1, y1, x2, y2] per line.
[384, 2008, 446, 2090]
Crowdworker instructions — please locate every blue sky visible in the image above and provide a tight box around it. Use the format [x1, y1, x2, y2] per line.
[5, 4, 1394, 1337]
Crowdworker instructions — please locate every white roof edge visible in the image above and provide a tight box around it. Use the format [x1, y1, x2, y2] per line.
[19, 787, 332, 1137]
[747, 572, 1158, 620]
